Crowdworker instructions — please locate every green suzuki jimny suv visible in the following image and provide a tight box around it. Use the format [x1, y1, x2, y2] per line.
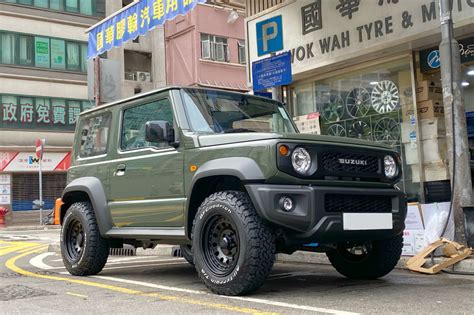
[60, 87, 406, 296]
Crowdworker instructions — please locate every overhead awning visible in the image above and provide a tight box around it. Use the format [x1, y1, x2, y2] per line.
[86, 0, 205, 59]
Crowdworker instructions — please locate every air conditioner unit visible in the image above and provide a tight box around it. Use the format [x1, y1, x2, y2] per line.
[136, 71, 151, 82]
[124, 72, 136, 81]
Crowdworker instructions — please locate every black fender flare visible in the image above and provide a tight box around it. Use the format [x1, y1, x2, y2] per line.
[185, 157, 265, 236]
[62, 177, 112, 236]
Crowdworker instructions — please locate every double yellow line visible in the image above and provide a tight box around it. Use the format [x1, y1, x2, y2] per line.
[1, 240, 277, 315]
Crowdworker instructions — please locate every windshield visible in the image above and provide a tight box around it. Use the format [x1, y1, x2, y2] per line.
[181, 88, 297, 134]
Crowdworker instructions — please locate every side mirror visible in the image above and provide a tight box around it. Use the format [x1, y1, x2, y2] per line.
[145, 120, 175, 144]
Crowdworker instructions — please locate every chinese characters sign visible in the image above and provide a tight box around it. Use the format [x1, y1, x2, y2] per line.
[0, 98, 91, 131]
[88, 0, 206, 59]
[0, 152, 71, 172]
[252, 51, 292, 90]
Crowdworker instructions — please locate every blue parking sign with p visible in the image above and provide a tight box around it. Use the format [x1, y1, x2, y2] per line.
[256, 15, 283, 56]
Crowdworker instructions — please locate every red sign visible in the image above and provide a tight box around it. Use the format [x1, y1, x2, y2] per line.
[35, 139, 44, 159]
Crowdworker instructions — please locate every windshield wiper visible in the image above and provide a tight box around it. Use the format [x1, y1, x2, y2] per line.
[223, 128, 256, 134]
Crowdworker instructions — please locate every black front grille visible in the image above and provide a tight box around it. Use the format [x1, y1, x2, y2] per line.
[325, 194, 393, 213]
[321, 152, 379, 175]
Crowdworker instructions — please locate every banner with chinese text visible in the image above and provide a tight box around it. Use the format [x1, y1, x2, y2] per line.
[88, 0, 206, 59]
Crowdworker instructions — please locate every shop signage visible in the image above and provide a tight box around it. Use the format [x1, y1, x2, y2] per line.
[35, 37, 50, 68]
[0, 99, 90, 131]
[246, 0, 474, 83]
[0, 152, 71, 172]
[251, 51, 292, 90]
[256, 15, 284, 56]
[51, 39, 66, 70]
[419, 36, 474, 73]
[87, 0, 206, 59]
[0, 174, 11, 206]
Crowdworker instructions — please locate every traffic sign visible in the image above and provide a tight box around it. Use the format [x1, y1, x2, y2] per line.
[35, 139, 44, 159]
[252, 52, 292, 91]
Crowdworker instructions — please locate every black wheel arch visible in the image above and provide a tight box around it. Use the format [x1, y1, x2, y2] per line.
[61, 177, 112, 236]
[185, 157, 266, 238]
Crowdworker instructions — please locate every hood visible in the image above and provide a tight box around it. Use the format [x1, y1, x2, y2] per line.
[197, 132, 392, 150]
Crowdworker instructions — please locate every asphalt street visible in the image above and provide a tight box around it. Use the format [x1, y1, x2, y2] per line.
[0, 229, 473, 314]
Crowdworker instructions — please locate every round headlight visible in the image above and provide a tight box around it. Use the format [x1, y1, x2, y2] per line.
[384, 155, 398, 179]
[291, 147, 312, 175]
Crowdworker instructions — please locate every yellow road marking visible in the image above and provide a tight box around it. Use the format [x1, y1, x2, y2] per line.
[5, 247, 278, 315]
[66, 292, 88, 299]
[0, 240, 41, 256]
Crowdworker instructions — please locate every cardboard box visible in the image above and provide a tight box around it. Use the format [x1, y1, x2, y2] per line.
[416, 80, 443, 102]
[403, 137, 447, 165]
[401, 118, 446, 144]
[293, 112, 321, 135]
[411, 162, 450, 183]
[402, 229, 426, 256]
[417, 100, 445, 120]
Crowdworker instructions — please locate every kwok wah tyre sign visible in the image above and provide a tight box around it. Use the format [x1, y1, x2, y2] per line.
[0, 152, 71, 172]
[87, 0, 206, 59]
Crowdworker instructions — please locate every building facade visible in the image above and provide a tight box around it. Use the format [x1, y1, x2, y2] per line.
[0, 0, 104, 217]
[245, 0, 474, 203]
[165, 1, 247, 91]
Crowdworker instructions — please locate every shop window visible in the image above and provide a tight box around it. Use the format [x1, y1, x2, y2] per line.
[18, 35, 34, 66]
[65, 0, 79, 13]
[201, 34, 229, 62]
[121, 98, 173, 151]
[34, 0, 48, 8]
[238, 40, 246, 65]
[34, 36, 50, 68]
[79, 113, 111, 157]
[292, 58, 419, 199]
[0, 33, 15, 64]
[66, 41, 80, 71]
[51, 38, 66, 70]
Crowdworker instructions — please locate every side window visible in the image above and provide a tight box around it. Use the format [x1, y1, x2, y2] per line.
[79, 113, 111, 157]
[121, 98, 173, 151]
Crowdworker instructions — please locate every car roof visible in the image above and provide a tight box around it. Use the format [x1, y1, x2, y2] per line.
[79, 86, 281, 116]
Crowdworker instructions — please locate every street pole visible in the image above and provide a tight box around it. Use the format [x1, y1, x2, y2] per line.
[439, 0, 472, 244]
[39, 153, 43, 225]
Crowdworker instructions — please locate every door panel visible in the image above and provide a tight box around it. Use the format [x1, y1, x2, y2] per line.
[107, 97, 185, 227]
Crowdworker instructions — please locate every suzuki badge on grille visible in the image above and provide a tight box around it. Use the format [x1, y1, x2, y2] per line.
[338, 158, 368, 166]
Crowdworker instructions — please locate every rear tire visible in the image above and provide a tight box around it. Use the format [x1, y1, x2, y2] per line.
[180, 244, 194, 265]
[60, 201, 109, 276]
[326, 235, 403, 279]
[192, 191, 275, 296]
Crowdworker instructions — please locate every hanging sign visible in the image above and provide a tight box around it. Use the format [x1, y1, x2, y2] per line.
[87, 0, 205, 59]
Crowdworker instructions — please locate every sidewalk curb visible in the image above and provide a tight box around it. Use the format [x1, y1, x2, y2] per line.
[0, 225, 61, 232]
[277, 251, 474, 273]
[47, 242, 474, 273]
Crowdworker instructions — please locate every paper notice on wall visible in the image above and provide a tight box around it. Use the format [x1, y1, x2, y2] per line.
[0, 194, 10, 205]
[405, 204, 424, 230]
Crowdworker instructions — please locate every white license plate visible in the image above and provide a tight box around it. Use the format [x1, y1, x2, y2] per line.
[343, 213, 393, 230]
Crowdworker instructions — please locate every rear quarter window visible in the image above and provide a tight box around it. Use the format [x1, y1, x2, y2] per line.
[79, 113, 112, 158]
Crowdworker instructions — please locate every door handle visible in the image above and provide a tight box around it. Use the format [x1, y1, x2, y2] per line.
[115, 164, 126, 176]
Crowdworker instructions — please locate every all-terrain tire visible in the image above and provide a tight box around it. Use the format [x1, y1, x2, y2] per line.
[180, 244, 194, 265]
[60, 201, 109, 276]
[192, 191, 275, 296]
[326, 235, 403, 279]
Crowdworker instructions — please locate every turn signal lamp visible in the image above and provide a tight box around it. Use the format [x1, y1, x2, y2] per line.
[279, 145, 289, 156]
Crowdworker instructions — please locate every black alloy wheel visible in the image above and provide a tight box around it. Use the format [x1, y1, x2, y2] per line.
[202, 215, 239, 277]
[64, 219, 85, 262]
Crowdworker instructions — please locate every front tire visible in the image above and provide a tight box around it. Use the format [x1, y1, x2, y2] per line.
[326, 235, 403, 279]
[192, 191, 275, 296]
[60, 201, 109, 276]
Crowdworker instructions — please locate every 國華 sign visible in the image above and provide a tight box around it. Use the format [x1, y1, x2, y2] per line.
[87, 0, 206, 59]
[0, 152, 71, 172]
[252, 51, 292, 91]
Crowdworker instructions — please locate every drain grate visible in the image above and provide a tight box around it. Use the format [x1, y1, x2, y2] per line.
[171, 245, 183, 257]
[0, 285, 55, 301]
[109, 245, 136, 256]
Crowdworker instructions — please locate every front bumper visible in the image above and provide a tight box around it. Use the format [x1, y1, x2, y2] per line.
[246, 184, 406, 244]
